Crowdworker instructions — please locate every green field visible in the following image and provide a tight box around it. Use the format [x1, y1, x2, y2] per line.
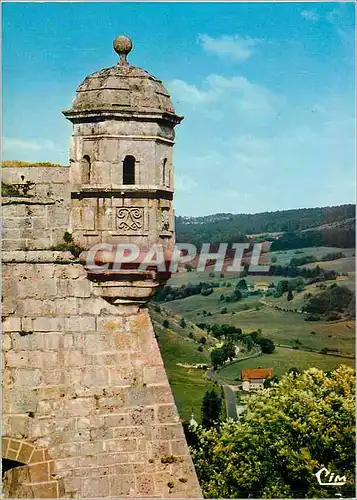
[266, 246, 355, 266]
[219, 347, 355, 380]
[153, 246, 355, 419]
[150, 308, 215, 422]
[168, 294, 355, 355]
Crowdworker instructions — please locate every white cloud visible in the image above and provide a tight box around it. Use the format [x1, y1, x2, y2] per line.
[198, 34, 262, 61]
[168, 74, 281, 118]
[175, 174, 197, 193]
[301, 10, 320, 22]
[167, 79, 215, 105]
[3, 137, 55, 152]
[326, 8, 340, 24]
[325, 5, 354, 51]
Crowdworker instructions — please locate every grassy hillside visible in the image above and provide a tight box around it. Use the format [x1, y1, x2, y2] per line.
[176, 205, 355, 235]
[176, 205, 355, 248]
[159, 250, 355, 386]
[166, 293, 355, 355]
[149, 306, 215, 422]
[219, 347, 355, 380]
[266, 246, 355, 267]
[150, 247, 355, 422]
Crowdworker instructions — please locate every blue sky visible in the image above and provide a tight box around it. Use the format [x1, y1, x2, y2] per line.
[2, 1, 355, 216]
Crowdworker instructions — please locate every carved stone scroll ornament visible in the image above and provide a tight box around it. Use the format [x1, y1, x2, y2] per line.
[116, 207, 143, 231]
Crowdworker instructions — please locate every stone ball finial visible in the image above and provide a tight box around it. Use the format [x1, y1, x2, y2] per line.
[113, 35, 133, 65]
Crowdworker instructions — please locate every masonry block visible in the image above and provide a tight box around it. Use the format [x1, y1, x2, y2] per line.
[2, 260, 202, 498]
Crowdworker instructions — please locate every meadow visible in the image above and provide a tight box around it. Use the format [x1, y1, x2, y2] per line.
[219, 346, 355, 380]
[265, 246, 355, 265]
[150, 307, 215, 422]
[153, 245, 355, 421]
[166, 291, 355, 354]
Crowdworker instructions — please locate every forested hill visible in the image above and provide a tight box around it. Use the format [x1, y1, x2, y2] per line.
[176, 204, 355, 248]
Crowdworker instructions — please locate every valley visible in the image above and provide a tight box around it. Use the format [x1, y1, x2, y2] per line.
[151, 243, 356, 423]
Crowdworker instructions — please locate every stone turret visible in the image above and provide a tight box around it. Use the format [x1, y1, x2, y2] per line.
[2, 36, 202, 499]
[63, 36, 182, 307]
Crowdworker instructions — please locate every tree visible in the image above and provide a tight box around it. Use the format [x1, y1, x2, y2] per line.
[179, 317, 186, 328]
[288, 367, 300, 378]
[199, 336, 207, 345]
[162, 319, 169, 328]
[182, 420, 199, 447]
[236, 279, 248, 290]
[287, 287, 294, 301]
[232, 289, 242, 301]
[276, 279, 289, 296]
[259, 338, 275, 354]
[241, 334, 254, 350]
[210, 348, 226, 369]
[222, 341, 235, 362]
[201, 389, 222, 429]
[263, 376, 279, 388]
[191, 366, 356, 498]
[304, 284, 354, 315]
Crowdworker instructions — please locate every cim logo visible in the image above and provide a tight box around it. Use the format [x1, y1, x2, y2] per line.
[315, 465, 347, 486]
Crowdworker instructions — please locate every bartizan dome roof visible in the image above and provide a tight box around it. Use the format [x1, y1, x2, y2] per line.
[69, 35, 176, 116]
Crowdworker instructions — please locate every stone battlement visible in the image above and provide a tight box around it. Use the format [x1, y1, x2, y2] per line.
[2, 167, 71, 251]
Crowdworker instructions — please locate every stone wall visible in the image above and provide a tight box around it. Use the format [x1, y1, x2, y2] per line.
[2, 167, 70, 251]
[2, 251, 202, 498]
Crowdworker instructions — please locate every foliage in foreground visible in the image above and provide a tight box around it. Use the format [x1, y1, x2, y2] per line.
[191, 365, 355, 498]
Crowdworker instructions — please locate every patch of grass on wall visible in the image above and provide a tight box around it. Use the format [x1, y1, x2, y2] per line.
[2, 160, 66, 167]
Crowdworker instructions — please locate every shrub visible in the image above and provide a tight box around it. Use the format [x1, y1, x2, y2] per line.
[304, 284, 354, 315]
[162, 320, 169, 328]
[191, 366, 356, 498]
[326, 312, 341, 321]
[321, 252, 346, 261]
[63, 231, 73, 243]
[305, 314, 321, 321]
[2, 160, 65, 167]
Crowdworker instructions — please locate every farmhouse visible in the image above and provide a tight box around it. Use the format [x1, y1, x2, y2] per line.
[241, 368, 274, 392]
